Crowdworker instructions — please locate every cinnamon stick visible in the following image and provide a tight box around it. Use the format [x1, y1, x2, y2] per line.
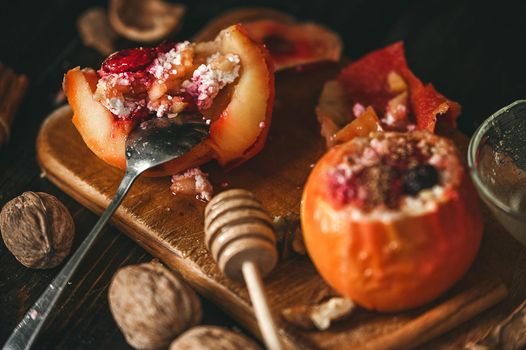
[0, 64, 28, 147]
[465, 298, 526, 350]
[364, 280, 508, 350]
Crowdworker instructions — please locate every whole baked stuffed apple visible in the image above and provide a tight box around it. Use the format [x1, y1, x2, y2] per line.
[64, 24, 274, 176]
[301, 131, 483, 312]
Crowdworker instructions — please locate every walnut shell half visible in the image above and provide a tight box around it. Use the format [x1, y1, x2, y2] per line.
[109, 261, 202, 350]
[0, 191, 75, 269]
[170, 326, 261, 350]
[109, 0, 185, 42]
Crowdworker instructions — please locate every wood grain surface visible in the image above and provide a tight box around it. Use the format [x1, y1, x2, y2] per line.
[2, 1, 526, 348]
[35, 65, 526, 349]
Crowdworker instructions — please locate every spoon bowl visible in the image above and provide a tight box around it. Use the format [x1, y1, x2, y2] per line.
[126, 113, 210, 173]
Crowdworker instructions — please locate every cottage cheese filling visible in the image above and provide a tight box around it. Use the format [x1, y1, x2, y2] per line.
[94, 42, 241, 121]
[181, 53, 241, 110]
[327, 131, 462, 220]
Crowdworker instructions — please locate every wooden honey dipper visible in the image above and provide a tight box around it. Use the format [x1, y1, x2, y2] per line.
[204, 189, 283, 350]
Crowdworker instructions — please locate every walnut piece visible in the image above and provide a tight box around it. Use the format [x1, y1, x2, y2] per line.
[273, 212, 306, 259]
[108, 261, 202, 349]
[282, 297, 355, 330]
[170, 326, 261, 350]
[0, 192, 75, 269]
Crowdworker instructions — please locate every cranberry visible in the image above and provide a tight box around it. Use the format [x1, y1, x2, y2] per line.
[102, 48, 156, 74]
[402, 164, 439, 196]
[327, 168, 360, 206]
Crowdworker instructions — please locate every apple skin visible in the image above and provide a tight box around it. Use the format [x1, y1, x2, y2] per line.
[63, 24, 274, 176]
[207, 24, 275, 168]
[301, 137, 483, 312]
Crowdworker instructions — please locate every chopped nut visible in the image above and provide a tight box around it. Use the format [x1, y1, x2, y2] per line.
[273, 212, 305, 259]
[170, 167, 213, 202]
[77, 8, 117, 56]
[0, 192, 74, 269]
[383, 91, 409, 130]
[387, 71, 408, 94]
[282, 297, 355, 330]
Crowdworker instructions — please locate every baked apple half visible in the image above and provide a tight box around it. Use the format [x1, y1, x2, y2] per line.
[301, 131, 483, 311]
[64, 24, 274, 176]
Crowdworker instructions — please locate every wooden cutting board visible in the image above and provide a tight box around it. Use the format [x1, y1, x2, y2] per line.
[36, 65, 524, 349]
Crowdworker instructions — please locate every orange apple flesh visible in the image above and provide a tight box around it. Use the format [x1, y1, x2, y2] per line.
[333, 106, 382, 144]
[208, 24, 274, 166]
[64, 68, 133, 170]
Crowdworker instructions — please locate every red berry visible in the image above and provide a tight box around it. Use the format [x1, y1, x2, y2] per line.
[402, 164, 439, 196]
[327, 167, 359, 206]
[102, 48, 156, 74]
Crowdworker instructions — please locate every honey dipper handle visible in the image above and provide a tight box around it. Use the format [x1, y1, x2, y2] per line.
[242, 261, 283, 350]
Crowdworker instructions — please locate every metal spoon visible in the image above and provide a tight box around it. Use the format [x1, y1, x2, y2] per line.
[3, 112, 210, 350]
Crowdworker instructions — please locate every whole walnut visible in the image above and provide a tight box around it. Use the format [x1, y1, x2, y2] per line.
[170, 326, 261, 350]
[109, 261, 202, 350]
[0, 191, 75, 269]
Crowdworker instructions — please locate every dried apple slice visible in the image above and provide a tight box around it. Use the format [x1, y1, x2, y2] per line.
[194, 7, 296, 42]
[64, 25, 274, 176]
[332, 106, 382, 144]
[243, 20, 342, 71]
[316, 42, 461, 146]
[338, 42, 461, 132]
[194, 8, 341, 71]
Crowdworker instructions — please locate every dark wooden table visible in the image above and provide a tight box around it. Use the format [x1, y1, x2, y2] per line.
[1, 0, 526, 349]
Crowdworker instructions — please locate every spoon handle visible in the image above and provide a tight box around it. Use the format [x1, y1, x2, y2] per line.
[3, 169, 139, 350]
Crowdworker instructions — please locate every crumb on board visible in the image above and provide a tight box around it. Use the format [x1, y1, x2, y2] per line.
[281, 297, 355, 330]
[170, 167, 213, 202]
